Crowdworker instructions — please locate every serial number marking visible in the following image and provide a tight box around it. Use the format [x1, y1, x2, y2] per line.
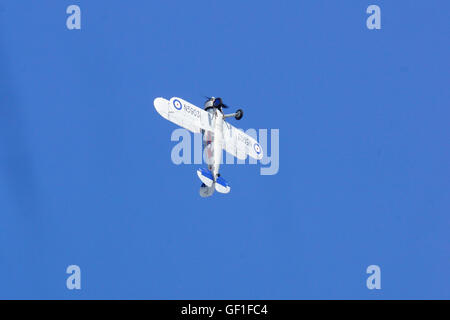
[237, 133, 251, 146]
[184, 104, 201, 118]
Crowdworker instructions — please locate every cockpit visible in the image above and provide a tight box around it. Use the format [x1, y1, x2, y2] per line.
[204, 97, 224, 113]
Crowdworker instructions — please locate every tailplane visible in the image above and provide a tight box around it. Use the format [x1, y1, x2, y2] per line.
[197, 168, 231, 196]
[197, 168, 214, 187]
[215, 176, 231, 194]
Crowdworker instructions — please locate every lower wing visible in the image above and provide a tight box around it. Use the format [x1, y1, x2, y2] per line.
[222, 122, 264, 161]
[154, 97, 214, 133]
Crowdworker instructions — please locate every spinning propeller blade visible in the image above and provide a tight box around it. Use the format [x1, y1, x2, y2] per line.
[203, 96, 231, 109]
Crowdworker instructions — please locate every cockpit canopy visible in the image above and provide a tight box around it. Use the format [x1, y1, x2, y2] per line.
[204, 97, 215, 109]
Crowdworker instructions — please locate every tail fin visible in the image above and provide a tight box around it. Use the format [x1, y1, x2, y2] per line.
[215, 176, 231, 194]
[199, 183, 215, 198]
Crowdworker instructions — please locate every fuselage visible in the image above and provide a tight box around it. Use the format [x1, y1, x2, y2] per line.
[203, 107, 224, 181]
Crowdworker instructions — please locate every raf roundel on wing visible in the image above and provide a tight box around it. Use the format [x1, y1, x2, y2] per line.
[173, 99, 182, 110]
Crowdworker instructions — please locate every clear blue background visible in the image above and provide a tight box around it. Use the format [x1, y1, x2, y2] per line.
[0, 1, 448, 299]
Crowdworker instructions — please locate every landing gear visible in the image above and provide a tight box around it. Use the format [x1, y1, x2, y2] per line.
[235, 109, 243, 120]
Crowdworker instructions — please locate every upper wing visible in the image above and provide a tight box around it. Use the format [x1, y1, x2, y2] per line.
[222, 122, 264, 160]
[154, 97, 214, 133]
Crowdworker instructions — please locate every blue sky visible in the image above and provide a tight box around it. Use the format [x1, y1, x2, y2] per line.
[0, 1, 448, 299]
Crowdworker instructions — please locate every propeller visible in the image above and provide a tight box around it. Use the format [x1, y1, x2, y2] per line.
[213, 97, 229, 108]
[203, 96, 230, 108]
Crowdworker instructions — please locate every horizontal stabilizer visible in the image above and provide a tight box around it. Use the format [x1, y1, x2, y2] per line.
[197, 168, 214, 187]
[215, 176, 231, 194]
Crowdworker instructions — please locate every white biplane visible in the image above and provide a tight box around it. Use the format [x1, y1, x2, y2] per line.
[154, 96, 263, 197]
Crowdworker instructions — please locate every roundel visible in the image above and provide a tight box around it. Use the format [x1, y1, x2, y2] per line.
[173, 99, 182, 110]
[253, 143, 261, 154]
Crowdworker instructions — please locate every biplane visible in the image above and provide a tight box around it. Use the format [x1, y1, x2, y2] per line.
[154, 97, 263, 197]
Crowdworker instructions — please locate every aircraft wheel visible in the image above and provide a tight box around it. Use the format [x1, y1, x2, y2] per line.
[235, 109, 243, 120]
